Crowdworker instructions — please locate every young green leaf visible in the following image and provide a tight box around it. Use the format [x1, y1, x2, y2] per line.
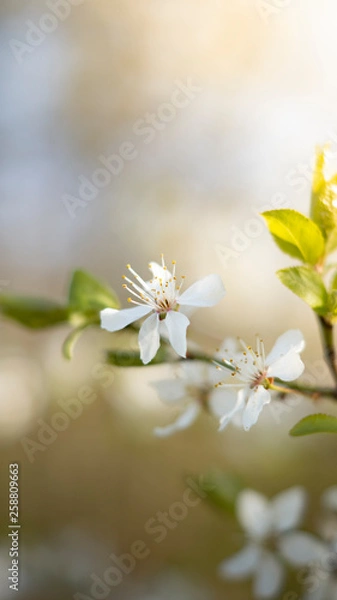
[290, 413, 337, 436]
[277, 266, 328, 314]
[328, 290, 337, 317]
[310, 147, 337, 253]
[262, 209, 325, 265]
[0, 296, 68, 329]
[331, 271, 337, 292]
[68, 270, 120, 313]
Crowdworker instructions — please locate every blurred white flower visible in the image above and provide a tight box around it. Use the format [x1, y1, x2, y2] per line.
[218, 487, 325, 600]
[100, 255, 225, 364]
[216, 329, 305, 431]
[302, 487, 337, 600]
[152, 360, 229, 437]
[302, 539, 337, 600]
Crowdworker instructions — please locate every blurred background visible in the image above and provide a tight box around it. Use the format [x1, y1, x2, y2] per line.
[1, 0, 337, 598]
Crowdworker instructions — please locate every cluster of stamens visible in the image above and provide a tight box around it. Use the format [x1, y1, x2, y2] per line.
[121, 254, 186, 314]
[215, 336, 272, 389]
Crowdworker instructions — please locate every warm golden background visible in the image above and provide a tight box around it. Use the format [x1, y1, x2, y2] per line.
[1, 1, 337, 598]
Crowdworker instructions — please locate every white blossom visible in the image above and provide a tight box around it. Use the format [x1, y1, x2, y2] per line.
[152, 360, 231, 437]
[216, 329, 305, 431]
[100, 255, 225, 364]
[219, 487, 326, 599]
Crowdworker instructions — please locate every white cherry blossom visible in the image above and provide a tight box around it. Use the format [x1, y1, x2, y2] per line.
[100, 255, 225, 364]
[216, 329, 305, 431]
[152, 360, 231, 437]
[219, 487, 326, 600]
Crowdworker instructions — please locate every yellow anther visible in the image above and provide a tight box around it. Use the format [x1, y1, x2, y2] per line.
[172, 260, 176, 265]
[126, 264, 131, 269]
[122, 284, 127, 288]
[127, 297, 132, 303]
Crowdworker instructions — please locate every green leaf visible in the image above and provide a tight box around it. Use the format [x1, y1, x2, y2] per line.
[328, 290, 337, 316]
[190, 471, 243, 514]
[277, 266, 328, 314]
[105, 346, 169, 367]
[62, 323, 95, 360]
[0, 296, 68, 329]
[331, 271, 337, 291]
[290, 413, 337, 436]
[68, 270, 120, 314]
[326, 229, 337, 254]
[262, 209, 325, 265]
[311, 147, 337, 253]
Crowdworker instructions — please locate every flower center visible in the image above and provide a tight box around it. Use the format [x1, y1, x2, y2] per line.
[121, 255, 185, 314]
[250, 370, 268, 388]
[217, 336, 271, 388]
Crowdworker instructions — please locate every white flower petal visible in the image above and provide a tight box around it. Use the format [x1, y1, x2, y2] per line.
[267, 350, 305, 381]
[148, 261, 173, 282]
[215, 337, 240, 360]
[209, 388, 239, 418]
[178, 274, 225, 307]
[138, 313, 160, 364]
[237, 490, 272, 540]
[153, 403, 200, 437]
[178, 305, 197, 319]
[231, 410, 243, 428]
[279, 532, 327, 567]
[254, 551, 285, 599]
[208, 363, 226, 386]
[151, 379, 187, 403]
[218, 544, 261, 579]
[100, 305, 152, 332]
[164, 311, 190, 358]
[180, 361, 208, 385]
[271, 486, 307, 533]
[242, 386, 271, 431]
[322, 486, 337, 512]
[266, 329, 305, 365]
[217, 389, 246, 431]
